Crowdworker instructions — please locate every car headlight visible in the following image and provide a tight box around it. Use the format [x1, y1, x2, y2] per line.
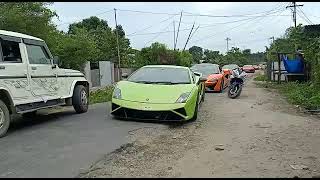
[113, 87, 122, 99]
[176, 92, 191, 103]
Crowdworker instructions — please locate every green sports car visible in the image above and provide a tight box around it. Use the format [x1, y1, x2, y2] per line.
[111, 65, 207, 121]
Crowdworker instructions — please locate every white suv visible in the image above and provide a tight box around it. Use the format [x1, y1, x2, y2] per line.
[0, 30, 89, 137]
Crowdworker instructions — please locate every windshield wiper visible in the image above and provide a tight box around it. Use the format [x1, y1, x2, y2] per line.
[134, 81, 154, 84]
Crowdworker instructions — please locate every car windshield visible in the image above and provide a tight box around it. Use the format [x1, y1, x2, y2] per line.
[127, 67, 191, 84]
[190, 64, 220, 77]
[222, 64, 239, 70]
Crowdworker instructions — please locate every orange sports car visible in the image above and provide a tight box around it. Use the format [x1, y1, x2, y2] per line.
[191, 63, 230, 92]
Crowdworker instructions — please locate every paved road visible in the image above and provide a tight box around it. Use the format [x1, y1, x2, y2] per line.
[0, 103, 165, 178]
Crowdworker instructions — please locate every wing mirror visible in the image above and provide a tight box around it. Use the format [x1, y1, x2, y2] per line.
[199, 77, 207, 82]
[193, 72, 202, 77]
[53, 56, 60, 66]
[121, 73, 129, 79]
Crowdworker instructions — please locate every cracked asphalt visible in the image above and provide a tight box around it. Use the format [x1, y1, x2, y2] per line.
[0, 103, 165, 178]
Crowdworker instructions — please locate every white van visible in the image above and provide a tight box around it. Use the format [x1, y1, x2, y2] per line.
[0, 30, 89, 137]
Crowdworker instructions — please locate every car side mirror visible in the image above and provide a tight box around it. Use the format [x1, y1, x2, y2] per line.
[199, 77, 207, 82]
[193, 72, 202, 77]
[121, 73, 128, 79]
[53, 56, 60, 66]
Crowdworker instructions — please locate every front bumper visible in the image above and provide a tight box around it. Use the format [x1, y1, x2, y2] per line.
[244, 69, 255, 73]
[111, 98, 191, 121]
[205, 81, 219, 91]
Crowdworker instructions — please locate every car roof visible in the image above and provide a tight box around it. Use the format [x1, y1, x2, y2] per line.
[0, 30, 44, 41]
[142, 65, 190, 70]
[191, 63, 219, 67]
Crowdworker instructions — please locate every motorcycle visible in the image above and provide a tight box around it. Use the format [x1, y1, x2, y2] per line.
[228, 68, 247, 99]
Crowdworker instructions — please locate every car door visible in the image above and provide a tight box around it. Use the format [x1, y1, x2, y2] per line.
[0, 37, 34, 105]
[24, 42, 59, 101]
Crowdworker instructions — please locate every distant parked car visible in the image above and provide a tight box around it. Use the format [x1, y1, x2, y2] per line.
[242, 65, 255, 73]
[253, 65, 260, 70]
[222, 64, 240, 76]
[191, 63, 230, 93]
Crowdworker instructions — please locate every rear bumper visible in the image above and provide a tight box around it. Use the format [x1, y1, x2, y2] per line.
[111, 99, 191, 121]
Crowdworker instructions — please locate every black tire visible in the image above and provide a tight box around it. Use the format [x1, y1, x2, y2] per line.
[219, 80, 224, 93]
[201, 85, 205, 102]
[228, 84, 242, 99]
[0, 99, 10, 138]
[190, 95, 199, 121]
[72, 85, 89, 113]
[22, 111, 37, 119]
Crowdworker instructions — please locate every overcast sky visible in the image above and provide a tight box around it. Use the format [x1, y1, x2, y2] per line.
[49, 2, 320, 53]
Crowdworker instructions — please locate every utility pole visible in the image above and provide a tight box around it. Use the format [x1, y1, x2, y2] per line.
[225, 37, 231, 52]
[114, 8, 121, 80]
[173, 21, 176, 50]
[286, 2, 303, 28]
[183, 22, 195, 51]
[174, 11, 183, 51]
[270, 36, 275, 44]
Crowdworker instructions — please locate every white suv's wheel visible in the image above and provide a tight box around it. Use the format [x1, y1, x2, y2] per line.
[72, 85, 89, 113]
[0, 99, 10, 138]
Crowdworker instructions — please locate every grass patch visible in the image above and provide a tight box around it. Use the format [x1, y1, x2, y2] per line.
[258, 81, 320, 110]
[254, 74, 268, 81]
[89, 86, 114, 104]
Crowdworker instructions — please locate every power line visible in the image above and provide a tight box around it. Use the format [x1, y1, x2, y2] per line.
[174, 11, 183, 50]
[144, 21, 173, 47]
[297, 6, 313, 24]
[183, 22, 196, 51]
[190, 4, 285, 44]
[127, 13, 286, 37]
[56, 9, 114, 27]
[127, 14, 176, 36]
[296, 10, 312, 25]
[116, 8, 290, 18]
[286, 2, 304, 27]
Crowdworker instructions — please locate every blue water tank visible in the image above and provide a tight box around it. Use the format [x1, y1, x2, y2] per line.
[282, 55, 304, 73]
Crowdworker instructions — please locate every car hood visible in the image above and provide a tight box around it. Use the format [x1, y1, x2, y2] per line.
[207, 74, 222, 80]
[116, 81, 195, 103]
[57, 68, 84, 76]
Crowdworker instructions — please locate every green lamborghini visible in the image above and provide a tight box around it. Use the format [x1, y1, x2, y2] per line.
[111, 65, 207, 121]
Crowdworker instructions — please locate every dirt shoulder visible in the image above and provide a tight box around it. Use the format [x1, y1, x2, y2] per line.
[78, 71, 320, 178]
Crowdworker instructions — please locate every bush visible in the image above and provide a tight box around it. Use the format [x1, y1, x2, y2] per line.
[278, 82, 320, 110]
[261, 81, 320, 110]
[89, 86, 114, 104]
[254, 74, 268, 81]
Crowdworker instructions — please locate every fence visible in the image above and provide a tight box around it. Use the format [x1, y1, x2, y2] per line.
[84, 61, 136, 88]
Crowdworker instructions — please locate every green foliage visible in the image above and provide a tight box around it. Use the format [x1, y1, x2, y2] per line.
[68, 17, 131, 66]
[266, 24, 320, 87]
[279, 82, 320, 110]
[89, 86, 114, 104]
[260, 81, 320, 110]
[254, 74, 268, 81]
[133, 42, 193, 68]
[188, 46, 203, 63]
[54, 28, 99, 71]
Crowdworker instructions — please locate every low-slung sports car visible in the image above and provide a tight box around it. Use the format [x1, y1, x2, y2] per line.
[242, 65, 256, 73]
[111, 65, 207, 121]
[191, 63, 230, 92]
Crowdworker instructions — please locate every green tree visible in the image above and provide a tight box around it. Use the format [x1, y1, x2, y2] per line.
[68, 17, 131, 66]
[188, 46, 203, 63]
[0, 2, 60, 51]
[54, 28, 99, 71]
